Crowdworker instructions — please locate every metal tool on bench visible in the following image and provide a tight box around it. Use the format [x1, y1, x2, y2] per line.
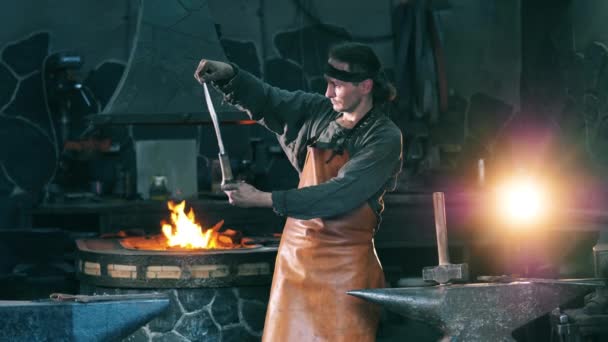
[202, 82, 234, 189]
[422, 192, 469, 284]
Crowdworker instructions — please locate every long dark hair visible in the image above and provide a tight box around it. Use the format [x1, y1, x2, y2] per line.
[328, 42, 396, 105]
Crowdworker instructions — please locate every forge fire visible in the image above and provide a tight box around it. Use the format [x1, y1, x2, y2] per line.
[120, 200, 252, 251]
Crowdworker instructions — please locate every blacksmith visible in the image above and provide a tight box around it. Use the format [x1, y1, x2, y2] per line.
[194, 42, 402, 341]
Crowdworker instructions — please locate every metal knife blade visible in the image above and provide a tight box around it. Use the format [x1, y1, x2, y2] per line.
[202, 83, 234, 185]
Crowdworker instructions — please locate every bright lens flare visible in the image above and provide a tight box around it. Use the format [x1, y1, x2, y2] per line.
[497, 177, 545, 225]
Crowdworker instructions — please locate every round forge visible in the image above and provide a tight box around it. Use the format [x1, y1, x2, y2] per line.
[76, 237, 277, 288]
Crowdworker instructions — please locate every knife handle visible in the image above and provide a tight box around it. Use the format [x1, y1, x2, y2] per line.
[218, 153, 234, 185]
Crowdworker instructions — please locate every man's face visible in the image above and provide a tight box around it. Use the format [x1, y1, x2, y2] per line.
[324, 59, 365, 113]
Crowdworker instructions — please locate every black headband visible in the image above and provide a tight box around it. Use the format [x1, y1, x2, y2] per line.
[324, 63, 376, 83]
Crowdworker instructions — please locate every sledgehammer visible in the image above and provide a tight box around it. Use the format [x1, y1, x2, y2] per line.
[422, 192, 469, 284]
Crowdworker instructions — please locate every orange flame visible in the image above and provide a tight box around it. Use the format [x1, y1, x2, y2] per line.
[161, 201, 225, 249]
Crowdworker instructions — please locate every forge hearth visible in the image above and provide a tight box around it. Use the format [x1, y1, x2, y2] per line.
[76, 237, 278, 341]
[76, 238, 275, 288]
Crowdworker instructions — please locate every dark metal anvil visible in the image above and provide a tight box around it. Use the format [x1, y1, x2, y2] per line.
[349, 280, 599, 341]
[0, 293, 169, 341]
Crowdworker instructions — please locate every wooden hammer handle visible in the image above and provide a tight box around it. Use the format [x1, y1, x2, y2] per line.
[433, 192, 450, 265]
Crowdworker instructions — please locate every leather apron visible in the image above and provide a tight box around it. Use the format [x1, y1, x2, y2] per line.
[262, 146, 385, 342]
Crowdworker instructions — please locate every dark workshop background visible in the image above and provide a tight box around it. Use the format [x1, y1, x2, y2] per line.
[1, 0, 608, 299]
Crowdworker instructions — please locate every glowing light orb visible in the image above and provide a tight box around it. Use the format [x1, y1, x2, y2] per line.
[497, 177, 546, 226]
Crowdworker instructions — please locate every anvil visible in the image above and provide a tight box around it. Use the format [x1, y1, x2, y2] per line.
[349, 280, 599, 341]
[0, 293, 169, 341]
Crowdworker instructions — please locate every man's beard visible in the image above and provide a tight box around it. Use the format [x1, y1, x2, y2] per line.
[335, 97, 361, 113]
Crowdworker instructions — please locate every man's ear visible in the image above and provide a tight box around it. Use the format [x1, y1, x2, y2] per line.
[360, 79, 373, 94]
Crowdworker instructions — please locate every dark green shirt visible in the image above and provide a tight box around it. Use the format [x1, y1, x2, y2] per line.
[216, 66, 402, 222]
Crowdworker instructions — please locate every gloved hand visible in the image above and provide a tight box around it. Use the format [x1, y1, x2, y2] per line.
[194, 59, 235, 84]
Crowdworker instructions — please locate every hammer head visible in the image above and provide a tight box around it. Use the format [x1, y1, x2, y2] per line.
[423, 263, 469, 284]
